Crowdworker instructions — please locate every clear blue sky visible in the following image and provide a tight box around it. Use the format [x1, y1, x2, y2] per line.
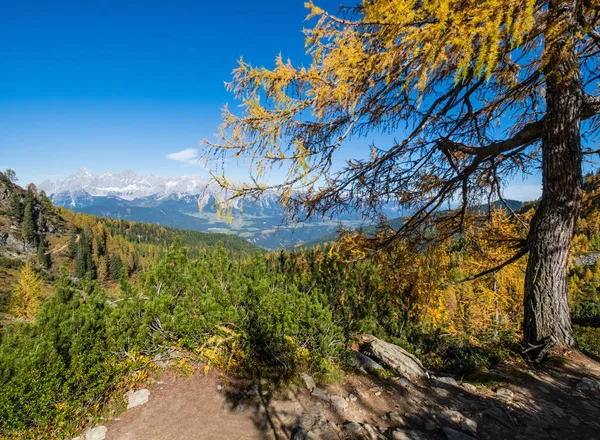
[0, 0, 544, 200]
[0, 0, 343, 183]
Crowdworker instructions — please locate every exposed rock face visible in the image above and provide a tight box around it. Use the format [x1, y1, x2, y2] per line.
[359, 335, 427, 380]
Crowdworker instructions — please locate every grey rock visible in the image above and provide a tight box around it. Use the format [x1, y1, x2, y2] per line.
[348, 393, 358, 402]
[460, 417, 477, 435]
[361, 423, 387, 439]
[434, 376, 459, 388]
[311, 387, 330, 402]
[397, 377, 413, 388]
[442, 427, 476, 440]
[85, 426, 107, 440]
[126, 389, 150, 409]
[462, 383, 477, 392]
[388, 411, 407, 426]
[392, 430, 431, 440]
[439, 409, 463, 425]
[496, 387, 514, 400]
[153, 353, 167, 368]
[246, 385, 259, 397]
[425, 421, 437, 431]
[360, 335, 427, 380]
[343, 421, 364, 435]
[569, 416, 581, 426]
[301, 375, 316, 391]
[576, 377, 600, 391]
[351, 351, 385, 372]
[330, 395, 348, 411]
[432, 387, 451, 398]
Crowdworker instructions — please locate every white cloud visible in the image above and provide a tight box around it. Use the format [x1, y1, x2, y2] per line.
[166, 148, 200, 163]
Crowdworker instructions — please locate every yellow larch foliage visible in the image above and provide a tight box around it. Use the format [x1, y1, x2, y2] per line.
[9, 263, 43, 321]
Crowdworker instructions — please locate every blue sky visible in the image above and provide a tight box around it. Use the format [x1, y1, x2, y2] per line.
[0, 0, 543, 200]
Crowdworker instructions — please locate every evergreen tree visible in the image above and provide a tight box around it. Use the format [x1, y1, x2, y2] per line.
[37, 236, 52, 269]
[37, 211, 47, 234]
[4, 168, 17, 183]
[21, 202, 37, 246]
[74, 232, 94, 278]
[67, 230, 78, 259]
[109, 254, 123, 281]
[9, 194, 23, 223]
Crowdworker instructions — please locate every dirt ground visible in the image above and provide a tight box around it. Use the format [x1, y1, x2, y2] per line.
[104, 350, 600, 440]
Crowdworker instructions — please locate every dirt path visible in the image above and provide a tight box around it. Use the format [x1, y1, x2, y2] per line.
[102, 350, 600, 440]
[106, 373, 260, 440]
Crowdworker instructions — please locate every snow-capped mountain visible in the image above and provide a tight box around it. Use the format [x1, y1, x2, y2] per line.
[38, 169, 400, 249]
[39, 168, 221, 201]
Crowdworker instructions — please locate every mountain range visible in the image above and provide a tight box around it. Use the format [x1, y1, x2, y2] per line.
[39, 169, 393, 249]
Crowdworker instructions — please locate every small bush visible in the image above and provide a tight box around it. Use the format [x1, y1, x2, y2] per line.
[575, 325, 600, 354]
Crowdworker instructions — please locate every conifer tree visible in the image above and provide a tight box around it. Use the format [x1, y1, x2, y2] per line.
[9, 194, 23, 223]
[109, 254, 123, 281]
[37, 236, 51, 269]
[74, 232, 94, 278]
[21, 202, 37, 246]
[67, 230, 78, 259]
[9, 263, 43, 321]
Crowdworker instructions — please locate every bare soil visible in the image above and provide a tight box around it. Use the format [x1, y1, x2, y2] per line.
[105, 350, 600, 440]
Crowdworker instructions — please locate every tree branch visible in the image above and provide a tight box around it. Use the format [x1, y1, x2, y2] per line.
[583, 93, 600, 119]
[442, 245, 528, 286]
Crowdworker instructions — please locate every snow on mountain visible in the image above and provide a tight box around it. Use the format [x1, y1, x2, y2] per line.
[39, 168, 224, 200]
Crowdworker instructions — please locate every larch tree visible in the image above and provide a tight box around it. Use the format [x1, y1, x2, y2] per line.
[203, 0, 600, 349]
[9, 263, 43, 321]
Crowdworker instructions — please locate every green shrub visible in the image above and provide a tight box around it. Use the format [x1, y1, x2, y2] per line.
[0, 274, 127, 438]
[575, 325, 600, 354]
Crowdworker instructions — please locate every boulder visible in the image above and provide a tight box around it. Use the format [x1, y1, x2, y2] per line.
[330, 395, 348, 411]
[126, 389, 150, 409]
[433, 376, 459, 388]
[351, 351, 385, 373]
[85, 426, 107, 440]
[311, 387, 330, 402]
[359, 335, 427, 380]
[462, 383, 477, 392]
[301, 375, 316, 391]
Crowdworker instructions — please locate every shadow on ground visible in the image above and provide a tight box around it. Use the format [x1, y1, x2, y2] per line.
[221, 350, 600, 440]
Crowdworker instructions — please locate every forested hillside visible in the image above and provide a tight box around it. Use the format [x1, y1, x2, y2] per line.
[0, 171, 258, 315]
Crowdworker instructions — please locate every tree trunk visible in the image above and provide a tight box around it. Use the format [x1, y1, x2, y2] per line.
[523, 0, 582, 348]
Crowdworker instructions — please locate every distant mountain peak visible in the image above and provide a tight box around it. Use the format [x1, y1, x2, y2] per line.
[39, 169, 218, 201]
